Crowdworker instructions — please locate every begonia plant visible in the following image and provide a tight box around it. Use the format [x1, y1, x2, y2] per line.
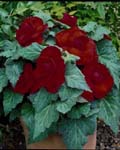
[0, 11, 120, 149]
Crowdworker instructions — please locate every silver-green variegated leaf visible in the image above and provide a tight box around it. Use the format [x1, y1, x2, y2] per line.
[82, 21, 97, 32]
[85, 108, 100, 117]
[0, 40, 20, 60]
[83, 21, 110, 41]
[0, 68, 8, 92]
[21, 103, 46, 143]
[33, 104, 59, 139]
[77, 96, 88, 103]
[3, 89, 23, 115]
[45, 36, 56, 45]
[65, 63, 91, 91]
[56, 98, 78, 114]
[59, 115, 97, 149]
[67, 103, 91, 119]
[59, 83, 82, 101]
[32, 11, 52, 23]
[62, 51, 80, 63]
[91, 25, 110, 41]
[21, 103, 57, 144]
[18, 43, 45, 61]
[28, 88, 58, 112]
[5, 61, 24, 87]
[0, 41, 45, 61]
[97, 88, 120, 134]
[97, 40, 120, 89]
[21, 103, 35, 138]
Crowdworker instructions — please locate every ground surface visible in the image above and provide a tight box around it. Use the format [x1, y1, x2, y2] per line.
[0, 119, 120, 149]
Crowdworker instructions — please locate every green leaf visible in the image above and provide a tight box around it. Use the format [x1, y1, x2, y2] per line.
[45, 36, 56, 45]
[59, 116, 96, 149]
[3, 89, 23, 115]
[86, 108, 99, 117]
[31, 124, 57, 144]
[65, 63, 91, 91]
[103, 61, 120, 89]
[0, 68, 8, 92]
[0, 40, 18, 59]
[97, 40, 120, 89]
[21, 103, 57, 144]
[59, 83, 82, 101]
[67, 101, 99, 119]
[56, 98, 78, 114]
[18, 43, 45, 61]
[62, 51, 80, 63]
[97, 4, 105, 19]
[0, 41, 45, 61]
[47, 21, 54, 28]
[82, 22, 97, 33]
[0, 8, 8, 18]
[21, 103, 34, 131]
[9, 108, 21, 122]
[33, 104, 59, 139]
[49, 31, 55, 36]
[0, 40, 20, 60]
[29, 2, 45, 11]
[51, 5, 66, 18]
[28, 88, 58, 112]
[67, 103, 91, 119]
[83, 21, 110, 41]
[1, 24, 13, 37]
[14, 2, 28, 15]
[91, 25, 110, 41]
[21, 103, 39, 143]
[97, 88, 120, 134]
[5, 61, 24, 87]
[33, 11, 52, 23]
[77, 96, 88, 103]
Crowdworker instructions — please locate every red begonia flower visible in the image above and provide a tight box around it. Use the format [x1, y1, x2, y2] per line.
[81, 62, 114, 101]
[30, 46, 65, 93]
[58, 13, 77, 27]
[13, 63, 34, 94]
[104, 34, 112, 40]
[16, 16, 47, 47]
[55, 27, 98, 66]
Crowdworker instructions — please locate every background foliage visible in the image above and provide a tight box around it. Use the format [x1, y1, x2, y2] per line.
[0, 1, 120, 54]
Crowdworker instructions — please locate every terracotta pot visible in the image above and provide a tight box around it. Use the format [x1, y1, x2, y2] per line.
[20, 118, 96, 149]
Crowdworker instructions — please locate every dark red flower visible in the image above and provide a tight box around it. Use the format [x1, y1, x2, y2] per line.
[30, 46, 65, 93]
[81, 62, 114, 101]
[13, 63, 34, 94]
[104, 34, 111, 40]
[55, 27, 98, 66]
[58, 13, 77, 27]
[16, 16, 47, 47]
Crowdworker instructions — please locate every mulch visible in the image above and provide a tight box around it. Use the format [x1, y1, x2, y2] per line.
[96, 120, 120, 150]
[0, 119, 120, 149]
